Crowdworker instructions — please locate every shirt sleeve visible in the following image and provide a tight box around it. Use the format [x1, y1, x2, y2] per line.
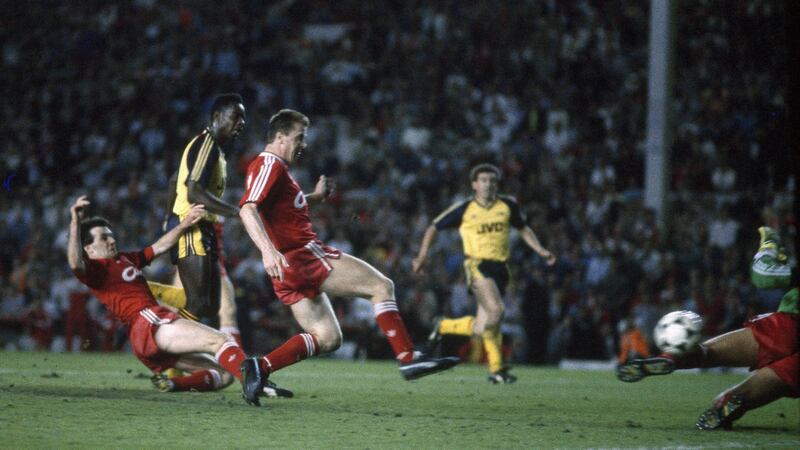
[240, 156, 282, 206]
[433, 200, 469, 230]
[128, 247, 155, 269]
[501, 196, 526, 229]
[185, 134, 220, 189]
[73, 259, 106, 289]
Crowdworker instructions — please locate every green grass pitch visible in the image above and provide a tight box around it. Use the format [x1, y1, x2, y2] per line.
[1, 351, 797, 449]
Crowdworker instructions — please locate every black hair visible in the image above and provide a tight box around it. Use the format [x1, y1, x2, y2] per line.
[469, 163, 501, 182]
[267, 109, 310, 143]
[80, 216, 112, 247]
[210, 93, 244, 119]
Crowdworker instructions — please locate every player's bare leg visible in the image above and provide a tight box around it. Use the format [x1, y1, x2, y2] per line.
[322, 253, 410, 357]
[321, 253, 395, 304]
[473, 305, 489, 349]
[154, 318, 231, 354]
[176, 255, 221, 322]
[683, 328, 759, 368]
[721, 367, 791, 411]
[218, 274, 241, 346]
[321, 253, 460, 379]
[290, 293, 343, 353]
[470, 278, 505, 332]
[471, 278, 515, 383]
[696, 367, 792, 430]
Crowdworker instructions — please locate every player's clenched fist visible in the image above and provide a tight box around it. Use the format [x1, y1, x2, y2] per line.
[71, 195, 90, 221]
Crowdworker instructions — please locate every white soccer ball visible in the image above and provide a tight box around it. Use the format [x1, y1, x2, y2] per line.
[653, 310, 703, 355]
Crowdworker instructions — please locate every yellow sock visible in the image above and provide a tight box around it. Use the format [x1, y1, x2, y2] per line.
[439, 316, 475, 336]
[482, 329, 503, 374]
[164, 368, 185, 378]
[468, 335, 484, 363]
[147, 281, 187, 309]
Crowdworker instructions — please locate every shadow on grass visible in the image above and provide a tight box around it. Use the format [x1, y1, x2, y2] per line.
[732, 425, 800, 433]
[2, 384, 240, 406]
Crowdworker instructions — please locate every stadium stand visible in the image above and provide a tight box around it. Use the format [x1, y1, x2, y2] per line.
[0, 1, 792, 363]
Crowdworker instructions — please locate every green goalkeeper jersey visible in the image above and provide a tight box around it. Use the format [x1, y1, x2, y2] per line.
[778, 288, 798, 314]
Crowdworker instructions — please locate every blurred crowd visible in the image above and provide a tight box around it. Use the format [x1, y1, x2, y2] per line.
[0, 1, 794, 363]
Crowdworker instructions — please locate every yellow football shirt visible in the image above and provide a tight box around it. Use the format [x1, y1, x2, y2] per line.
[433, 195, 525, 262]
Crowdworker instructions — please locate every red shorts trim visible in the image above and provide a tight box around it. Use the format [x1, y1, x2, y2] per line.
[744, 312, 799, 395]
[213, 222, 227, 277]
[128, 306, 180, 373]
[272, 241, 341, 305]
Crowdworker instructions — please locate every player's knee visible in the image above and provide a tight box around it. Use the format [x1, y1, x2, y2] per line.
[484, 305, 505, 328]
[368, 276, 395, 301]
[207, 330, 232, 351]
[314, 328, 343, 354]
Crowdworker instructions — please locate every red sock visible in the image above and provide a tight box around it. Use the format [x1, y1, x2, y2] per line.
[215, 341, 246, 382]
[171, 370, 222, 392]
[374, 300, 414, 363]
[260, 333, 317, 374]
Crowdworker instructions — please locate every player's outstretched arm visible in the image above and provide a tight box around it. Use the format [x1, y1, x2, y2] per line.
[411, 225, 438, 274]
[67, 195, 90, 275]
[150, 204, 206, 257]
[186, 180, 240, 218]
[239, 203, 289, 281]
[520, 226, 556, 266]
[304, 175, 335, 205]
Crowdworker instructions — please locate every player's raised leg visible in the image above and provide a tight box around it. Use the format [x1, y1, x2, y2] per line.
[433, 316, 475, 342]
[320, 253, 460, 379]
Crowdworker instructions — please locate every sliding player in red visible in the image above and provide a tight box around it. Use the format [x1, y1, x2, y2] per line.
[67, 196, 265, 406]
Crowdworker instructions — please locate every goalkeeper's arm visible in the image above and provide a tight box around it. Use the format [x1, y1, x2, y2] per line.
[750, 250, 792, 290]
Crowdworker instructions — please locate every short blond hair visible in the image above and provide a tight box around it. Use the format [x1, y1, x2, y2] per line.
[267, 109, 310, 143]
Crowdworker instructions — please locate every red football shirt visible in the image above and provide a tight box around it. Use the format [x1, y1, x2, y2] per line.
[73, 247, 158, 326]
[240, 152, 317, 252]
